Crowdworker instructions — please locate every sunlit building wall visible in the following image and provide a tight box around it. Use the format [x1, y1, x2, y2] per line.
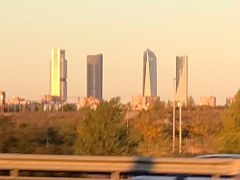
[176, 55, 188, 106]
[226, 96, 235, 107]
[87, 54, 103, 100]
[77, 97, 100, 110]
[200, 96, 216, 107]
[0, 91, 6, 105]
[50, 48, 67, 102]
[8, 96, 25, 105]
[132, 96, 159, 111]
[42, 94, 61, 103]
[142, 49, 157, 96]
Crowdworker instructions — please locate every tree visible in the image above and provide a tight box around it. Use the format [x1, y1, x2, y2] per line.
[133, 100, 171, 156]
[0, 115, 16, 153]
[184, 107, 222, 154]
[74, 97, 138, 156]
[0, 115, 45, 153]
[215, 90, 240, 153]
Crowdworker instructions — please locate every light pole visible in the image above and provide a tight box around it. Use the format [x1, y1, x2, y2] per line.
[0, 94, 3, 112]
[178, 102, 182, 154]
[172, 78, 176, 153]
[126, 106, 129, 134]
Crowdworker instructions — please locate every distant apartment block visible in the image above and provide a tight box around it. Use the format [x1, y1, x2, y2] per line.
[7, 96, 26, 111]
[132, 96, 159, 111]
[8, 96, 25, 105]
[176, 55, 188, 106]
[142, 49, 157, 96]
[199, 96, 216, 107]
[0, 91, 6, 111]
[42, 94, 61, 103]
[0, 91, 6, 105]
[77, 97, 100, 110]
[87, 54, 103, 100]
[41, 94, 65, 112]
[226, 96, 235, 107]
[50, 48, 67, 102]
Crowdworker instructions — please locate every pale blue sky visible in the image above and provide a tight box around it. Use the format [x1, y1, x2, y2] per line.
[0, 0, 239, 104]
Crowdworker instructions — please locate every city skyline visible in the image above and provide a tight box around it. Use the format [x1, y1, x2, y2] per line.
[0, 0, 240, 105]
[0, 47, 238, 105]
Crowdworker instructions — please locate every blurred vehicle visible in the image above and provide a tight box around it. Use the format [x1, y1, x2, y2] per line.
[197, 154, 240, 159]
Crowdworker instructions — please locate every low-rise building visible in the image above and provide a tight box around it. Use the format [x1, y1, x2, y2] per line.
[8, 96, 25, 105]
[42, 94, 63, 111]
[0, 91, 6, 112]
[7, 96, 26, 112]
[0, 91, 6, 105]
[77, 96, 100, 110]
[131, 96, 160, 111]
[42, 94, 61, 103]
[226, 96, 235, 107]
[199, 96, 216, 107]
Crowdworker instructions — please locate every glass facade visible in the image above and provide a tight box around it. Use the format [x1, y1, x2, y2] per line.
[142, 49, 157, 96]
[50, 48, 67, 102]
[176, 55, 188, 105]
[87, 54, 103, 100]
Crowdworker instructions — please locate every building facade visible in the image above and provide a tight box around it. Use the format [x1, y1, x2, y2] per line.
[226, 96, 235, 107]
[87, 54, 103, 100]
[132, 96, 159, 111]
[142, 49, 157, 96]
[176, 55, 188, 105]
[50, 48, 67, 102]
[200, 96, 216, 107]
[0, 91, 6, 105]
[77, 97, 100, 110]
[42, 94, 61, 103]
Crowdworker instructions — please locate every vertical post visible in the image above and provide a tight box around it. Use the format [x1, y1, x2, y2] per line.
[172, 78, 176, 153]
[111, 171, 120, 180]
[211, 174, 220, 180]
[127, 106, 129, 134]
[10, 169, 19, 177]
[179, 102, 182, 154]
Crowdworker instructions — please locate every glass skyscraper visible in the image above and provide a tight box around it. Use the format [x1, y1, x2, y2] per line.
[50, 48, 67, 102]
[176, 55, 188, 105]
[142, 49, 157, 96]
[87, 54, 103, 100]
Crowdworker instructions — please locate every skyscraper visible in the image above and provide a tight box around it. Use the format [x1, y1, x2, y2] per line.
[87, 54, 103, 100]
[176, 55, 188, 105]
[142, 49, 157, 96]
[50, 48, 67, 102]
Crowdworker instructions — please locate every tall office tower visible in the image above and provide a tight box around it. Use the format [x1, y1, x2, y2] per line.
[176, 55, 188, 105]
[87, 54, 103, 100]
[142, 49, 157, 96]
[50, 48, 67, 102]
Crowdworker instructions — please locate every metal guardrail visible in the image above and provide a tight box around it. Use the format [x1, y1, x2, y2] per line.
[0, 154, 239, 179]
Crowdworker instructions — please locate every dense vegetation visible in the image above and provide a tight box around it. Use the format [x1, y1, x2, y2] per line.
[74, 97, 139, 155]
[1, 91, 240, 156]
[214, 90, 240, 153]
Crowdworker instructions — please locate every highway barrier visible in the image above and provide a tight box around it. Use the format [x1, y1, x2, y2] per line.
[0, 154, 239, 179]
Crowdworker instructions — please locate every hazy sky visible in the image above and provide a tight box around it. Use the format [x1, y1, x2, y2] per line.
[0, 0, 239, 104]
